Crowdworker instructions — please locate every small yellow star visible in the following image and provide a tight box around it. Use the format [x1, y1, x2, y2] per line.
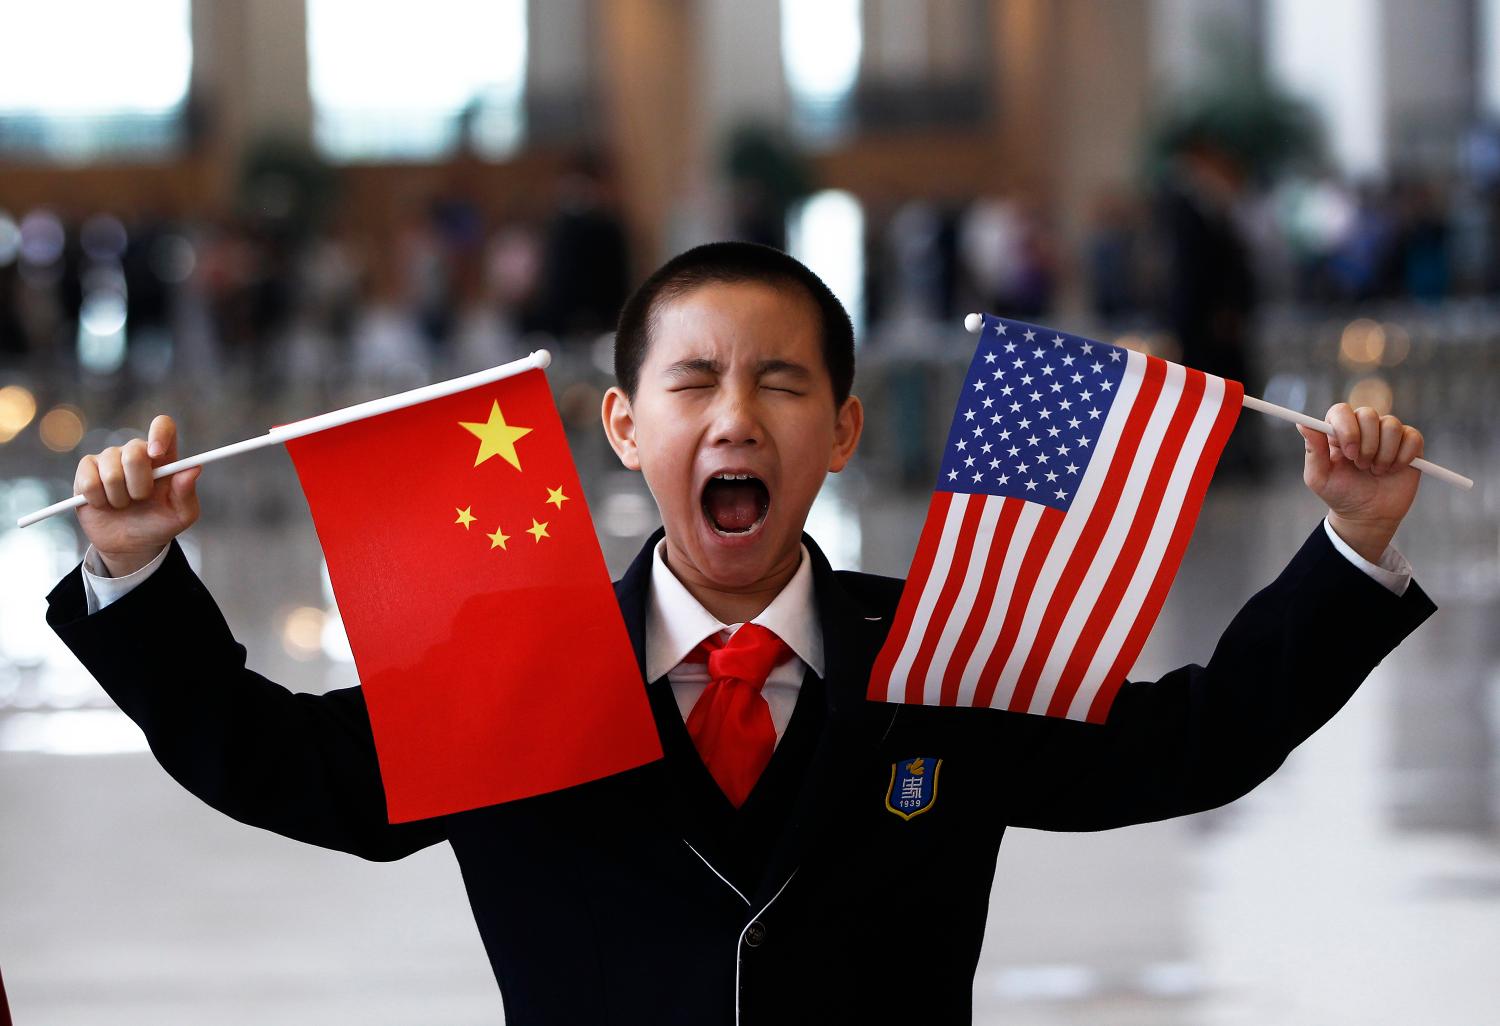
[526, 518, 549, 542]
[459, 400, 532, 471]
[545, 486, 569, 509]
[486, 526, 510, 550]
[455, 506, 476, 529]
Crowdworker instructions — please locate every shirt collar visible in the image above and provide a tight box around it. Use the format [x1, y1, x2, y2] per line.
[644, 538, 825, 684]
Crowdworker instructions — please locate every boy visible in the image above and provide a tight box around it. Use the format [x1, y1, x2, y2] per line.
[52, 243, 1433, 1024]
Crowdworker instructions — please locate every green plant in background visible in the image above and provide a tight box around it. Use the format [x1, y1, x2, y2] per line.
[1143, 22, 1324, 185]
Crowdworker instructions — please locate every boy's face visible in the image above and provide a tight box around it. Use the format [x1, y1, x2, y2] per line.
[602, 281, 863, 595]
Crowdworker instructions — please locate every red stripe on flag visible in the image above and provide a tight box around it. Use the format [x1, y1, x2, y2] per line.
[904, 494, 988, 704]
[939, 497, 1023, 706]
[1044, 366, 1206, 717]
[969, 505, 1067, 710]
[1006, 359, 1168, 714]
[1085, 376, 1243, 722]
[867, 489, 955, 702]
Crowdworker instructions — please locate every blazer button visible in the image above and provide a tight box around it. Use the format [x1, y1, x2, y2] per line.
[744, 920, 768, 948]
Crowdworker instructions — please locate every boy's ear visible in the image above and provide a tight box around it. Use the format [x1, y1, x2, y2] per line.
[601, 386, 641, 471]
[828, 394, 864, 474]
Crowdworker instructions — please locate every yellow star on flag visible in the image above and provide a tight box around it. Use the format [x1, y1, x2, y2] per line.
[527, 518, 549, 542]
[460, 401, 532, 471]
[455, 506, 476, 529]
[545, 486, 569, 509]
[487, 525, 510, 550]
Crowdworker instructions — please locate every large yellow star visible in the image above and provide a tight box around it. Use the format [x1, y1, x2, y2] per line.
[526, 518, 549, 542]
[545, 486, 569, 509]
[460, 401, 532, 471]
[455, 506, 476, 529]
[486, 525, 510, 550]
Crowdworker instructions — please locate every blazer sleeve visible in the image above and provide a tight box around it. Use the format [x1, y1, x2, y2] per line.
[46, 540, 446, 861]
[994, 520, 1437, 831]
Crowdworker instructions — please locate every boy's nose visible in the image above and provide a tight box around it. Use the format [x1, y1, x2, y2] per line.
[709, 393, 763, 447]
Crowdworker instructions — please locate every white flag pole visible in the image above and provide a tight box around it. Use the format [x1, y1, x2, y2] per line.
[15, 349, 554, 529]
[962, 314, 1474, 492]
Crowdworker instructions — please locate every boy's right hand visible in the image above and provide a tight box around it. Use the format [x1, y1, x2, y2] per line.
[75, 414, 202, 577]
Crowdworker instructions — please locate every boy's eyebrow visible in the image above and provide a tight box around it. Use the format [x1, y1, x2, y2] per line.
[756, 359, 812, 379]
[663, 357, 722, 379]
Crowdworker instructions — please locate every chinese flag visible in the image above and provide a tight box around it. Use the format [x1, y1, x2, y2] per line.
[285, 368, 661, 822]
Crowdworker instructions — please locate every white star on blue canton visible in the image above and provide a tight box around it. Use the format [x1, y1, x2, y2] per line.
[983, 351, 997, 364]
[948, 469, 958, 481]
[973, 380, 985, 391]
[964, 409, 976, 421]
[992, 322, 1006, 335]
[1023, 329, 1035, 341]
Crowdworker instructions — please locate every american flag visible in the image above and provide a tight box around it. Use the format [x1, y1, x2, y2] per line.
[867, 315, 1243, 723]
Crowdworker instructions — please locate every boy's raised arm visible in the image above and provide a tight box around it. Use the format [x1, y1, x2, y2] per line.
[48, 415, 445, 861]
[995, 402, 1436, 830]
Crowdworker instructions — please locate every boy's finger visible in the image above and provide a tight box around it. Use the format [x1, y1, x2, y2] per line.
[1354, 406, 1380, 466]
[97, 447, 132, 509]
[75, 455, 108, 510]
[1372, 415, 1403, 474]
[1396, 425, 1424, 466]
[1325, 403, 1359, 462]
[1298, 425, 1332, 478]
[122, 439, 155, 501]
[147, 414, 177, 462]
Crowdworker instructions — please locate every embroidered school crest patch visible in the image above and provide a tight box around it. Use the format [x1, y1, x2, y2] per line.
[885, 756, 942, 820]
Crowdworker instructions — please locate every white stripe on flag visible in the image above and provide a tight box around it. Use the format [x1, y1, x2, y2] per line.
[986, 349, 1149, 710]
[883, 492, 972, 700]
[1024, 360, 1187, 714]
[1066, 372, 1228, 716]
[952, 499, 1043, 706]
[921, 494, 1006, 704]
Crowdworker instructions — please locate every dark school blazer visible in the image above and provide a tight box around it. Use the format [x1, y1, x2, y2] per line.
[46, 522, 1435, 1025]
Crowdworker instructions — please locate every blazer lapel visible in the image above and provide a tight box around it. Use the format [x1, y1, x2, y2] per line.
[748, 535, 895, 908]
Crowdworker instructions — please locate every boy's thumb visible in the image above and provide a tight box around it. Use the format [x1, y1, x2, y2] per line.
[170, 465, 202, 500]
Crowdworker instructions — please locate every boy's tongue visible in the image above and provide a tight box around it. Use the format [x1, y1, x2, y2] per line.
[703, 479, 765, 532]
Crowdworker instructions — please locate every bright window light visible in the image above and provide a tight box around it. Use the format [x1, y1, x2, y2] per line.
[788, 189, 865, 340]
[0, 0, 191, 159]
[307, 0, 528, 161]
[0, 0, 191, 114]
[781, 0, 863, 107]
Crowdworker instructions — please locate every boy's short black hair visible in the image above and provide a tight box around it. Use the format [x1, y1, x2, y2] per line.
[613, 241, 855, 405]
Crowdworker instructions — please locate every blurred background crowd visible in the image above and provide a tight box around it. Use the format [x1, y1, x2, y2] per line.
[2, 2, 1499, 1024]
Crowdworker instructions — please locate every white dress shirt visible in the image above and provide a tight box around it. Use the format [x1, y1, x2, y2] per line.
[645, 540, 824, 747]
[80, 518, 1411, 748]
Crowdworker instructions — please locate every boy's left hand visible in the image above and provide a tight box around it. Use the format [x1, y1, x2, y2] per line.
[1298, 403, 1423, 563]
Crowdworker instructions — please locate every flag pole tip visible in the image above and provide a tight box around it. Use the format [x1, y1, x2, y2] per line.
[963, 313, 983, 334]
[532, 349, 552, 369]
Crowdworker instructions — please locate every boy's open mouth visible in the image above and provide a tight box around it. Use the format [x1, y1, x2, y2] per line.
[701, 472, 770, 536]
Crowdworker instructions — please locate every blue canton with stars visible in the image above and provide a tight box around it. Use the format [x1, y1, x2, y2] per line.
[938, 315, 1130, 511]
